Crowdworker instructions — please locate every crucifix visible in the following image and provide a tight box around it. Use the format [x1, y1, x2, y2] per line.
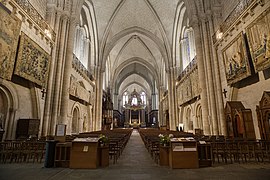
[41, 88, 46, 99]
[222, 89, 227, 98]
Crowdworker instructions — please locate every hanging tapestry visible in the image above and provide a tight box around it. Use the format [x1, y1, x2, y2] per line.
[15, 32, 51, 87]
[246, 9, 270, 72]
[0, 4, 21, 80]
[222, 32, 251, 85]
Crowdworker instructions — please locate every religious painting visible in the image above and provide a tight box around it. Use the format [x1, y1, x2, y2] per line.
[246, 9, 270, 72]
[0, 4, 21, 80]
[222, 32, 251, 85]
[14, 32, 51, 87]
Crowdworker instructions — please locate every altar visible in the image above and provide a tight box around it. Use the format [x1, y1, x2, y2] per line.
[123, 89, 146, 127]
[131, 119, 140, 128]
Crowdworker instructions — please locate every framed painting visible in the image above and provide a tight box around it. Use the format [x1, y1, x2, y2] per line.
[246, 9, 270, 72]
[14, 32, 51, 87]
[0, 4, 21, 80]
[222, 32, 251, 85]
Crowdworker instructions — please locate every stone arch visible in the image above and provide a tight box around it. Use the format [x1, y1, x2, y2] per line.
[186, 107, 193, 131]
[0, 81, 19, 140]
[71, 102, 81, 134]
[195, 103, 203, 130]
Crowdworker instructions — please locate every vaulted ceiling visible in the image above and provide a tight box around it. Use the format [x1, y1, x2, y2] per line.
[81, 0, 197, 100]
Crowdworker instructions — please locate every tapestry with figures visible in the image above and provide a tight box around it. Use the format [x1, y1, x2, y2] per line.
[222, 32, 251, 85]
[246, 9, 270, 72]
[14, 32, 51, 87]
[0, 4, 21, 80]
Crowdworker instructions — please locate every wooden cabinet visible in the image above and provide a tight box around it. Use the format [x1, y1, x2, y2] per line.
[70, 140, 99, 169]
[98, 146, 109, 167]
[55, 142, 71, 167]
[159, 146, 170, 166]
[256, 91, 270, 140]
[16, 119, 40, 139]
[169, 140, 199, 169]
[197, 143, 212, 167]
[225, 101, 256, 139]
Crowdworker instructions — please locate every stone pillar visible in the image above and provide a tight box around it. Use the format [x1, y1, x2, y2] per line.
[50, 15, 68, 135]
[60, 16, 78, 132]
[114, 93, 118, 109]
[125, 109, 129, 124]
[93, 66, 102, 131]
[42, 10, 61, 136]
[168, 67, 177, 131]
[193, 21, 211, 135]
[138, 110, 141, 124]
[208, 15, 227, 136]
[129, 109, 131, 124]
[142, 109, 145, 124]
[201, 17, 219, 135]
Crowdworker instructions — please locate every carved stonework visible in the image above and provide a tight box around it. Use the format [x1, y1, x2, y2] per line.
[0, 4, 21, 80]
[13, 0, 55, 41]
[14, 32, 51, 87]
[176, 66, 200, 106]
[257, 91, 270, 140]
[213, 0, 256, 44]
[69, 75, 91, 104]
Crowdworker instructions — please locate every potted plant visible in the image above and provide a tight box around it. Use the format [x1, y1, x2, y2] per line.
[159, 134, 173, 146]
[99, 134, 109, 146]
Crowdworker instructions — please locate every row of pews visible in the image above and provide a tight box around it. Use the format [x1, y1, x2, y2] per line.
[0, 128, 132, 167]
[0, 140, 46, 163]
[198, 136, 270, 164]
[139, 129, 270, 167]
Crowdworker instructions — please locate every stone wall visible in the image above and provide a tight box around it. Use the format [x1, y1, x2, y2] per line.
[29, 0, 47, 18]
[222, 0, 239, 21]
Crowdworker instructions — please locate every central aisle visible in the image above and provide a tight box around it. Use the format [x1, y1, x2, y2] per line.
[113, 129, 157, 168]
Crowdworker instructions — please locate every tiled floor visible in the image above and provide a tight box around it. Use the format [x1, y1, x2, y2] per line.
[0, 130, 270, 180]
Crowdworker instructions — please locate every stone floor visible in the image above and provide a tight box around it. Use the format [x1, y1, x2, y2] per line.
[1, 130, 270, 180]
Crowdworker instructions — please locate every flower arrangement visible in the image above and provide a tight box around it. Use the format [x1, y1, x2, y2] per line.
[159, 134, 173, 146]
[99, 134, 109, 145]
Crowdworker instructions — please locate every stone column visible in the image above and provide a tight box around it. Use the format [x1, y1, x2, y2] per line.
[201, 17, 219, 135]
[114, 93, 118, 110]
[208, 15, 227, 136]
[50, 15, 68, 135]
[129, 109, 132, 124]
[138, 110, 141, 124]
[60, 16, 78, 133]
[168, 67, 177, 130]
[42, 10, 61, 136]
[142, 109, 145, 124]
[125, 109, 129, 124]
[91, 66, 100, 131]
[193, 20, 211, 135]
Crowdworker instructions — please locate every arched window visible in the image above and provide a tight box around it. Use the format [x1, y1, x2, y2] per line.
[141, 92, 146, 105]
[123, 92, 128, 107]
[180, 26, 196, 70]
[73, 25, 90, 68]
[72, 107, 79, 134]
[131, 96, 138, 105]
